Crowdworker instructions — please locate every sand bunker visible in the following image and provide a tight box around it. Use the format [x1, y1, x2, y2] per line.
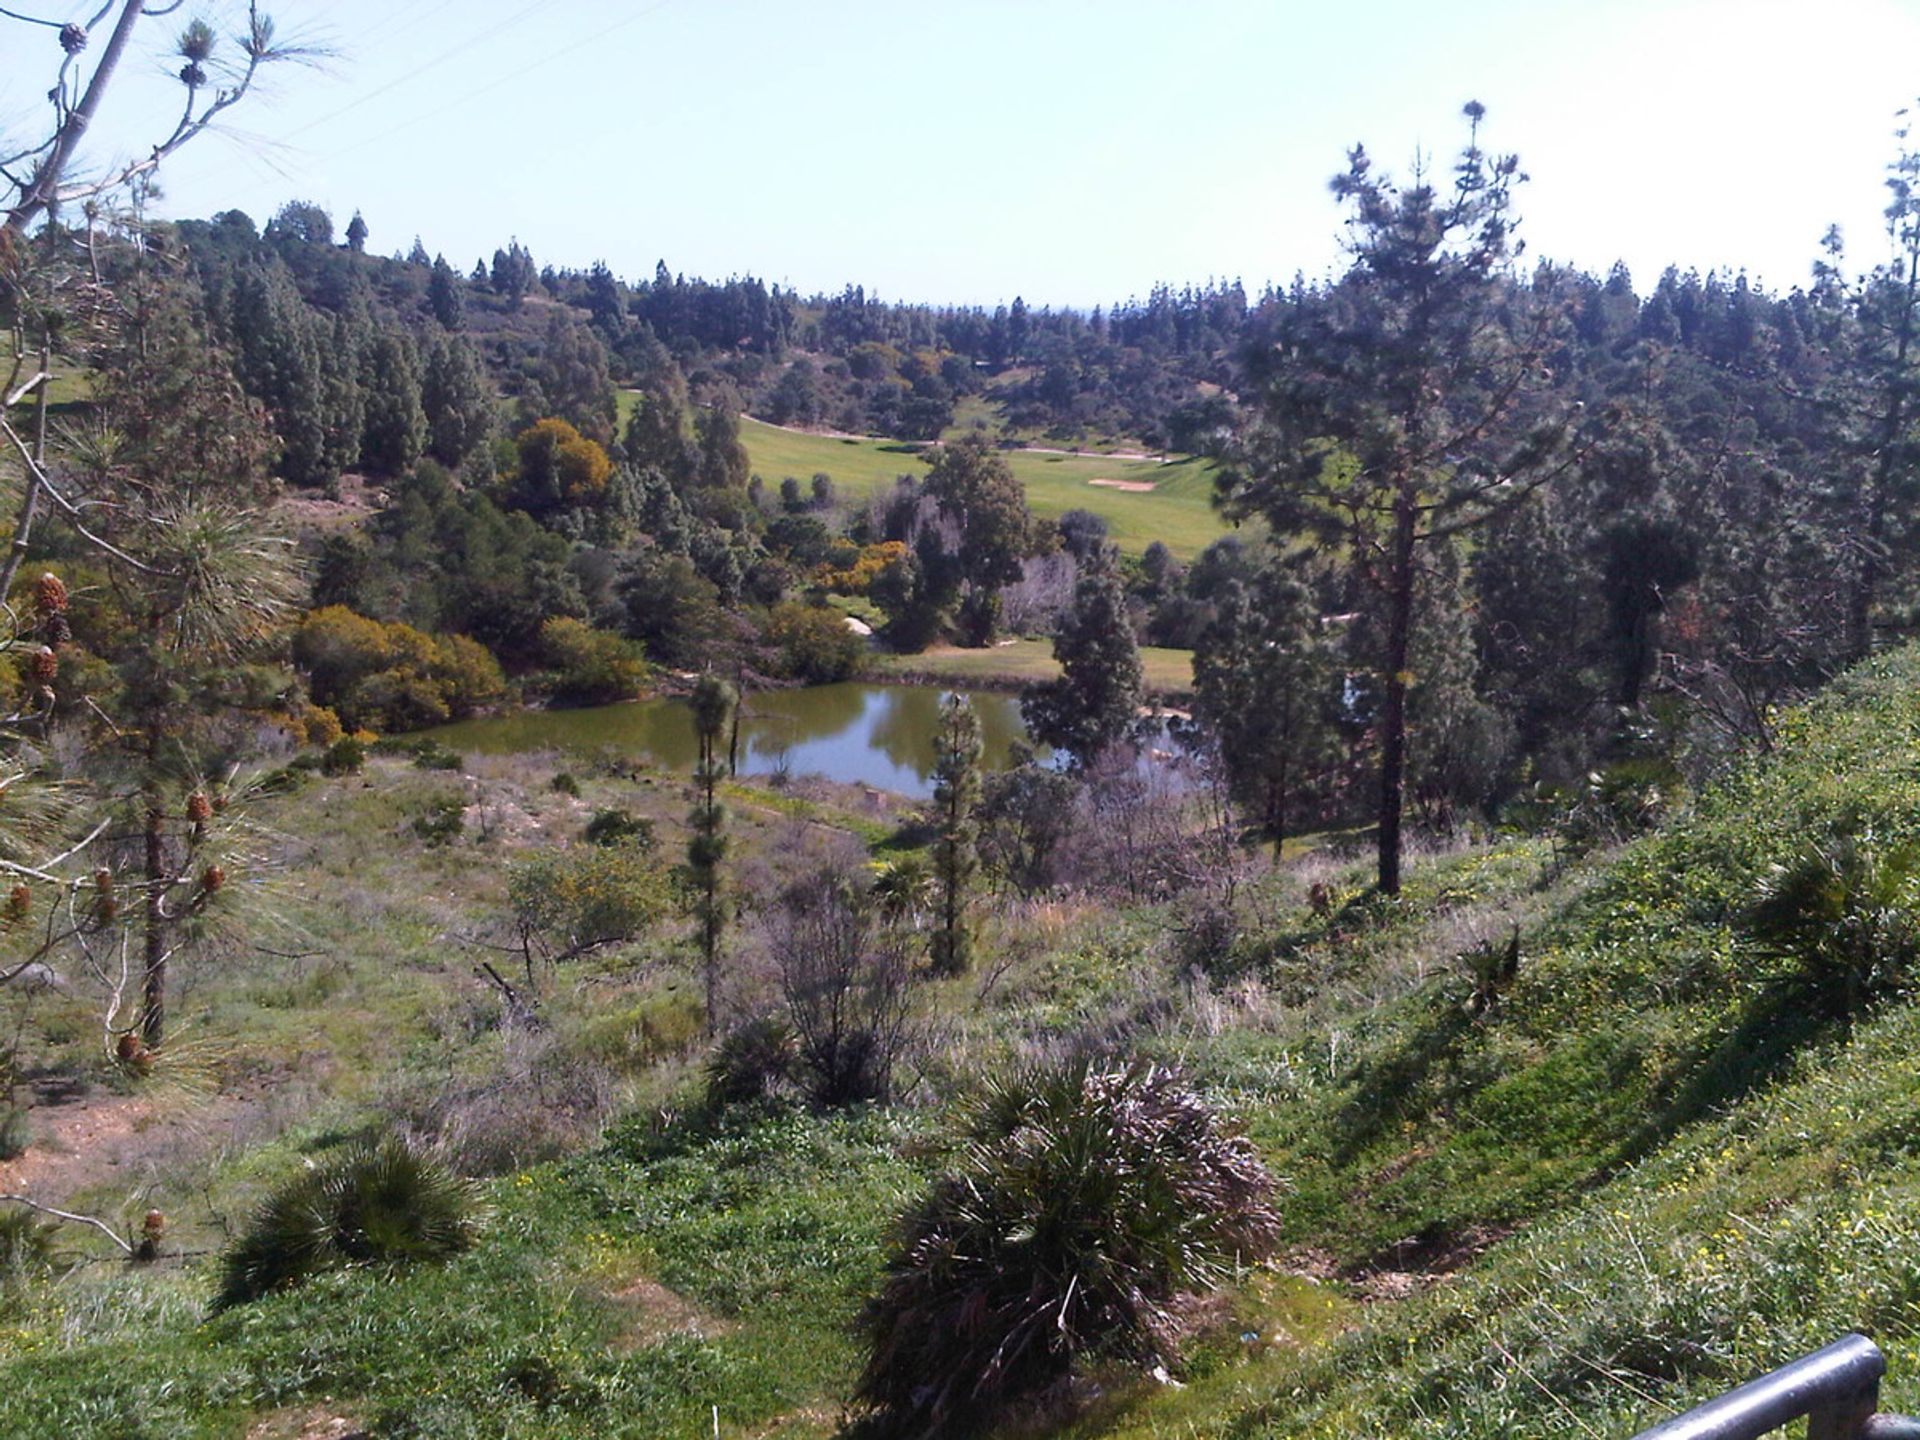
[1087, 477, 1156, 492]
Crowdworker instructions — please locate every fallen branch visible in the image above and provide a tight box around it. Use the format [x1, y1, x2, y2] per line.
[0, 1193, 133, 1254]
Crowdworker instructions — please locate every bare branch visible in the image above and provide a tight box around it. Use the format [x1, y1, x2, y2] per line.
[0, 1193, 134, 1253]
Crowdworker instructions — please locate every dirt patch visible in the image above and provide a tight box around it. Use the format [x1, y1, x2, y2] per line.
[1345, 1221, 1517, 1302]
[610, 1274, 731, 1348]
[0, 1087, 248, 1208]
[271, 473, 382, 536]
[1086, 477, 1156, 492]
[0, 1092, 162, 1199]
[246, 1408, 369, 1440]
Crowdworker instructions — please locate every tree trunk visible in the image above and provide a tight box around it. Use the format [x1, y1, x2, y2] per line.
[1377, 495, 1418, 897]
[140, 780, 167, 1048]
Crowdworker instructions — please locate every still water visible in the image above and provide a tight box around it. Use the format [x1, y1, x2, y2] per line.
[427, 683, 1036, 798]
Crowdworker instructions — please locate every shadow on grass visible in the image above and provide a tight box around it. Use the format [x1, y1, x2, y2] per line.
[1614, 978, 1840, 1169]
[1327, 992, 1476, 1165]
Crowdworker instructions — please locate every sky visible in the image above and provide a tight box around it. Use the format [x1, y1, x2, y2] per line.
[5, 0, 1920, 308]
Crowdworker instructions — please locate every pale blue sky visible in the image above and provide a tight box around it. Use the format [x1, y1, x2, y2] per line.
[6, 0, 1920, 306]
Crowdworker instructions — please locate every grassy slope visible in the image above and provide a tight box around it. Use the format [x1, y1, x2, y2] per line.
[875, 638, 1194, 694]
[735, 416, 1230, 559]
[1106, 646, 1920, 1438]
[10, 654, 1920, 1435]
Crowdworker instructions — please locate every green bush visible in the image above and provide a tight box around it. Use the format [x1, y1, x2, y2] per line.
[704, 1016, 798, 1109]
[582, 806, 653, 849]
[0, 1209, 55, 1284]
[321, 736, 366, 776]
[0, 1108, 27, 1162]
[213, 1136, 484, 1311]
[550, 771, 582, 797]
[368, 735, 463, 771]
[855, 1059, 1281, 1436]
[541, 616, 648, 707]
[411, 794, 465, 845]
[507, 843, 672, 959]
[765, 601, 867, 683]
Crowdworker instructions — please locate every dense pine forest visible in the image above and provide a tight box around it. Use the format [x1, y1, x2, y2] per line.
[7, 5, 1920, 1439]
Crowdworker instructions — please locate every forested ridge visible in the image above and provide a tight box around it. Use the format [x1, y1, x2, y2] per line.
[8, 9, 1920, 1437]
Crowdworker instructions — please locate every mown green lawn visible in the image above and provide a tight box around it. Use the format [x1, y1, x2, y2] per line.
[736, 416, 1230, 559]
[876, 638, 1194, 694]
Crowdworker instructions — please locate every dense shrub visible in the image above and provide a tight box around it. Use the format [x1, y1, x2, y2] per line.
[213, 1136, 484, 1310]
[855, 1059, 1280, 1436]
[703, 1016, 799, 1110]
[508, 843, 672, 960]
[411, 794, 465, 845]
[292, 605, 506, 733]
[582, 806, 653, 848]
[764, 601, 867, 683]
[0, 1109, 26, 1162]
[540, 616, 649, 706]
[321, 735, 366, 776]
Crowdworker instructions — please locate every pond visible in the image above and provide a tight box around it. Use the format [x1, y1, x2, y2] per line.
[426, 683, 1039, 798]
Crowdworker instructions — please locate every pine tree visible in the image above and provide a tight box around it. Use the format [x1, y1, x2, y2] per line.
[427, 254, 463, 329]
[228, 262, 331, 487]
[345, 211, 368, 254]
[585, 260, 625, 341]
[421, 333, 495, 469]
[929, 694, 983, 976]
[1832, 118, 1920, 661]
[688, 674, 737, 1036]
[535, 310, 617, 446]
[624, 375, 698, 491]
[1220, 103, 1582, 894]
[85, 274, 300, 1047]
[491, 239, 535, 309]
[359, 327, 428, 477]
[695, 402, 751, 490]
[1192, 566, 1338, 856]
[1021, 549, 1143, 768]
[321, 311, 368, 478]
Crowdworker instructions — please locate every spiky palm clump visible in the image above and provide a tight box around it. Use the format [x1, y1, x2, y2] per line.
[1745, 827, 1920, 1011]
[855, 1059, 1281, 1436]
[214, 1137, 484, 1310]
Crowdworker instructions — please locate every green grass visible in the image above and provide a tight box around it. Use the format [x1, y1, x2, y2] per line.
[0, 1109, 922, 1439]
[876, 638, 1194, 694]
[735, 416, 1230, 559]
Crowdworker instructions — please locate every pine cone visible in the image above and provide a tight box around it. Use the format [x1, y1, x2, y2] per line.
[33, 572, 68, 616]
[29, 647, 56, 683]
[185, 792, 213, 823]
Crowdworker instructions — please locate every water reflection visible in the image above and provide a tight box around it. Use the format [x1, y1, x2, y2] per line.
[427, 682, 1040, 798]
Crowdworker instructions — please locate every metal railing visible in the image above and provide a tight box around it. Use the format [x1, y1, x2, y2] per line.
[1631, 1335, 1920, 1440]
